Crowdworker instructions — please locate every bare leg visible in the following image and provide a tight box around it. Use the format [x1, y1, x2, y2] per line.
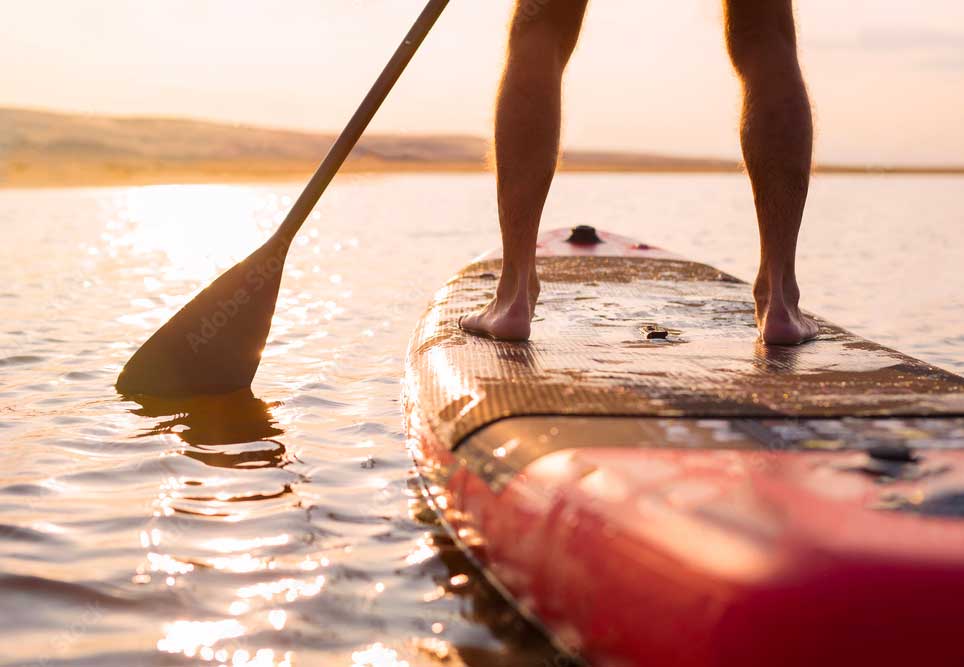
[460, 0, 588, 341]
[724, 0, 819, 345]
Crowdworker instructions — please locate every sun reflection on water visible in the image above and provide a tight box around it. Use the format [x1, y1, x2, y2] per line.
[157, 619, 295, 667]
[207, 553, 271, 573]
[157, 619, 246, 656]
[404, 535, 436, 566]
[108, 185, 282, 282]
[204, 534, 291, 554]
[237, 574, 326, 603]
[351, 642, 411, 667]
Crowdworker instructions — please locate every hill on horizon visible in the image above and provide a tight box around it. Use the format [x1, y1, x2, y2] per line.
[1, 107, 960, 188]
[0, 107, 739, 187]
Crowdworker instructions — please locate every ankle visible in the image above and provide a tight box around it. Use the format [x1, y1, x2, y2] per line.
[497, 262, 533, 298]
[755, 268, 800, 308]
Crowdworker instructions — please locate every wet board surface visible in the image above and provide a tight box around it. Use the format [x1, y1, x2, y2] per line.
[407, 238, 964, 448]
[404, 228, 964, 667]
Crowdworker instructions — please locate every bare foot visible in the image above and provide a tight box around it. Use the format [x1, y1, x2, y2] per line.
[460, 268, 539, 341]
[754, 275, 819, 345]
[758, 305, 820, 345]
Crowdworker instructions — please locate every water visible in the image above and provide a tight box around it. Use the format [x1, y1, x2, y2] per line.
[0, 173, 961, 666]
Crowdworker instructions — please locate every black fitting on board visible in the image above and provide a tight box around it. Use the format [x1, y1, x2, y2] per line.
[566, 225, 603, 245]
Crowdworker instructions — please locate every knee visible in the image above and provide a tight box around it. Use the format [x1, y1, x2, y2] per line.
[508, 0, 588, 67]
[724, 1, 799, 80]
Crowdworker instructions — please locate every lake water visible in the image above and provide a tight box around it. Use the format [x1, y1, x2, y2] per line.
[1, 173, 962, 666]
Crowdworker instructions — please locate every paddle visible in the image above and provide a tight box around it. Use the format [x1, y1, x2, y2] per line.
[116, 0, 450, 397]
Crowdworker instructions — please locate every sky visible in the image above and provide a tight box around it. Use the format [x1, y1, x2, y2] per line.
[2, 0, 963, 165]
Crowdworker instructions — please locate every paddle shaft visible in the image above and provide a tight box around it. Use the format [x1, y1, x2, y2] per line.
[277, 0, 449, 243]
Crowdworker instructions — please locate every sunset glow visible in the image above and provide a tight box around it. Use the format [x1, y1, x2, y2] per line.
[2, 0, 963, 165]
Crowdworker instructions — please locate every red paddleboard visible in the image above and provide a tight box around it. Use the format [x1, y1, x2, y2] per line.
[404, 226, 964, 667]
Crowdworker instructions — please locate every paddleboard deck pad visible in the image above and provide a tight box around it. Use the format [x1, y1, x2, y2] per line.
[404, 228, 964, 667]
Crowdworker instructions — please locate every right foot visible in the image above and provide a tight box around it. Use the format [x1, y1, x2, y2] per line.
[754, 274, 819, 345]
[460, 269, 540, 342]
[758, 304, 820, 345]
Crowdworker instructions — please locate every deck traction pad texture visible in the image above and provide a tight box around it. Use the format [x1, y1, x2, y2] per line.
[406, 256, 964, 448]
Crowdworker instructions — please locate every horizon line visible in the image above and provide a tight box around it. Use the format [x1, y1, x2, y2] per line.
[3, 104, 964, 176]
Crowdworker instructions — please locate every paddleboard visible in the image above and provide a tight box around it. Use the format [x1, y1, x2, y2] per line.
[404, 226, 964, 667]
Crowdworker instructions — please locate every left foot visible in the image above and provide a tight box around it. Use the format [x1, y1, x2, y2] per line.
[459, 266, 539, 342]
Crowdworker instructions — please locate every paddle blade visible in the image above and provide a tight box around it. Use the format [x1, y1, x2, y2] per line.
[116, 235, 289, 397]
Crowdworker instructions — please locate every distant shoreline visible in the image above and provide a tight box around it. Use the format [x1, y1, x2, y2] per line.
[2, 106, 962, 189]
[4, 160, 963, 190]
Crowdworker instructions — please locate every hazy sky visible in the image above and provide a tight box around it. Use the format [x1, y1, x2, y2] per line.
[3, 1, 963, 165]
